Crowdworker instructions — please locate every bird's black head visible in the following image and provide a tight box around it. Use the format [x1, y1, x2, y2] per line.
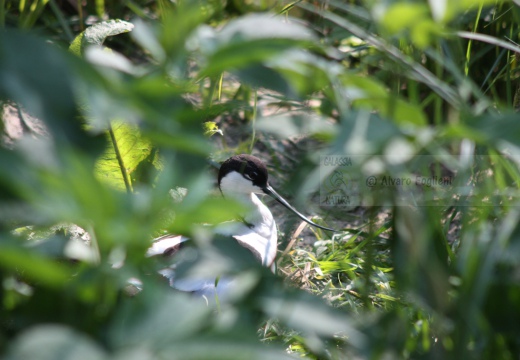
[218, 154, 335, 232]
[218, 154, 269, 190]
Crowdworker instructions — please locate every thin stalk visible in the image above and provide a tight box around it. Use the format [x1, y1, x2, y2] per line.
[86, 224, 101, 265]
[506, 27, 513, 107]
[49, 0, 74, 42]
[278, 0, 302, 15]
[434, 42, 443, 126]
[205, 73, 223, 108]
[214, 276, 221, 313]
[217, 73, 223, 101]
[361, 209, 376, 310]
[77, 0, 84, 31]
[249, 90, 258, 153]
[108, 122, 133, 194]
[480, 48, 506, 90]
[125, 0, 148, 18]
[206, 77, 217, 108]
[464, 3, 483, 76]
[22, 0, 50, 29]
[95, 0, 105, 19]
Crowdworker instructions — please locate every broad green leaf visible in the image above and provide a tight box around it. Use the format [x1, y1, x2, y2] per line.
[200, 14, 316, 77]
[380, 3, 442, 48]
[466, 112, 520, 146]
[110, 292, 212, 348]
[157, 339, 293, 360]
[355, 97, 427, 126]
[94, 121, 153, 191]
[84, 46, 136, 74]
[202, 40, 310, 77]
[260, 291, 366, 349]
[444, 0, 504, 23]
[216, 14, 315, 44]
[340, 75, 388, 98]
[266, 50, 337, 97]
[256, 114, 337, 139]
[0, 30, 88, 146]
[380, 3, 429, 35]
[339, 75, 427, 126]
[69, 19, 134, 56]
[233, 0, 277, 13]
[6, 325, 107, 360]
[0, 246, 70, 288]
[131, 18, 166, 62]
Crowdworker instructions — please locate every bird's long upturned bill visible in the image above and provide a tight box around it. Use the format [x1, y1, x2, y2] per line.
[262, 185, 335, 232]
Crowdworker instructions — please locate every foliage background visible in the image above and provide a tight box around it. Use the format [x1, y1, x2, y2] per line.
[1, 0, 520, 359]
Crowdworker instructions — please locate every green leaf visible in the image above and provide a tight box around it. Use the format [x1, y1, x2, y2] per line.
[256, 114, 337, 139]
[338, 74, 427, 126]
[444, 0, 503, 23]
[199, 14, 315, 77]
[6, 325, 107, 360]
[0, 246, 70, 288]
[466, 112, 520, 146]
[355, 97, 427, 126]
[157, 339, 293, 360]
[380, 3, 430, 35]
[259, 290, 366, 349]
[203, 121, 223, 137]
[94, 121, 153, 191]
[0, 30, 91, 147]
[216, 14, 315, 44]
[69, 19, 134, 56]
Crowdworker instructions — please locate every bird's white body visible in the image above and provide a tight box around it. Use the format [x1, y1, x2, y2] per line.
[216, 171, 278, 267]
[146, 170, 278, 301]
[146, 154, 332, 302]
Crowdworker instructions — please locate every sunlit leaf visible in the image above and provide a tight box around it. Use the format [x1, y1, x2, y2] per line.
[444, 0, 504, 23]
[94, 121, 154, 191]
[380, 3, 430, 35]
[69, 20, 134, 56]
[203, 121, 223, 137]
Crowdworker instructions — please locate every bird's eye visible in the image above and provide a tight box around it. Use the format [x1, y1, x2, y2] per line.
[244, 173, 253, 180]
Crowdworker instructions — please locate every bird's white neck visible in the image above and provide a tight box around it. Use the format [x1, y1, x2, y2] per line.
[216, 177, 278, 266]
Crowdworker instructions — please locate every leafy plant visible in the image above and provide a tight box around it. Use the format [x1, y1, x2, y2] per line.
[2, 0, 520, 359]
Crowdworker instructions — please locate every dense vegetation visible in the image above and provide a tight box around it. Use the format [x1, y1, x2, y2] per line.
[1, 0, 520, 359]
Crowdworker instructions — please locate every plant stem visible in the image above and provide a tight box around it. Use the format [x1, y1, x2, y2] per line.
[49, 0, 74, 42]
[77, 0, 84, 31]
[464, 3, 483, 76]
[249, 90, 258, 153]
[217, 73, 223, 101]
[108, 122, 133, 194]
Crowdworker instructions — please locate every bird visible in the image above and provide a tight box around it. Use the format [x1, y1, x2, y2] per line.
[146, 154, 334, 301]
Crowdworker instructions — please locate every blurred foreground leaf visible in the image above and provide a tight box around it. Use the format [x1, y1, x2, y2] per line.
[0, 245, 70, 288]
[6, 324, 107, 360]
